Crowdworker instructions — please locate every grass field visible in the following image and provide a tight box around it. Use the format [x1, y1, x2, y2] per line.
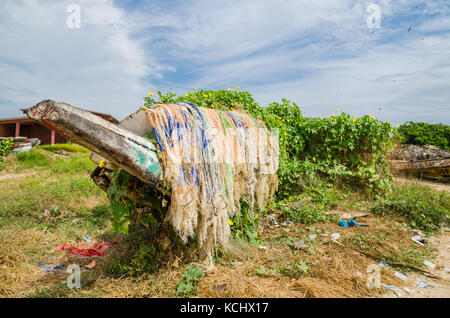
[0, 146, 448, 298]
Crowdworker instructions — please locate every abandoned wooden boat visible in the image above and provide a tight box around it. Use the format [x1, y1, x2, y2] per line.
[388, 157, 450, 181]
[23, 100, 162, 186]
[23, 99, 279, 266]
[0, 136, 41, 154]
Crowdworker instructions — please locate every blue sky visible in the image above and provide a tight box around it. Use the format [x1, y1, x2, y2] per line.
[0, 0, 449, 124]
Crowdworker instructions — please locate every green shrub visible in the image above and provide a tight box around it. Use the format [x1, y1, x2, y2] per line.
[176, 264, 203, 296]
[143, 89, 394, 198]
[116, 243, 161, 277]
[230, 199, 260, 243]
[371, 183, 449, 233]
[140, 88, 396, 240]
[397, 122, 450, 150]
[0, 138, 15, 157]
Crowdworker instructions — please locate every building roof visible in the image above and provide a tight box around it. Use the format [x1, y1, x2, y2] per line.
[0, 117, 34, 124]
[1, 111, 119, 125]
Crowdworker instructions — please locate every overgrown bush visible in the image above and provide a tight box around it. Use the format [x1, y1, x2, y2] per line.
[143, 89, 395, 198]
[176, 264, 203, 296]
[397, 122, 450, 150]
[371, 183, 449, 233]
[0, 138, 15, 157]
[137, 88, 396, 243]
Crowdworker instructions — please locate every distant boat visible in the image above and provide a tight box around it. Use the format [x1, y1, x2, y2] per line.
[0, 136, 41, 154]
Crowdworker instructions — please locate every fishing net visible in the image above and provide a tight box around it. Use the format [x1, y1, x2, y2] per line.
[146, 102, 279, 266]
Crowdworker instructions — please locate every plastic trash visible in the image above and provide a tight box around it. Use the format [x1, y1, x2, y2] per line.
[308, 234, 317, 240]
[268, 215, 278, 225]
[258, 245, 267, 251]
[294, 241, 307, 250]
[411, 235, 425, 246]
[55, 242, 116, 258]
[423, 260, 436, 269]
[42, 209, 51, 217]
[338, 219, 368, 227]
[281, 220, 293, 227]
[378, 260, 388, 268]
[37, 263, 64, 273]
[382, 284, 402, 297]
[83, 235, 91, 243]
[330, 233, 341, 241]
[394, 271, 408, 281]
[403, 287, 413, 294]
[86, 260, 96, 269]
[416, 279, 431, 288]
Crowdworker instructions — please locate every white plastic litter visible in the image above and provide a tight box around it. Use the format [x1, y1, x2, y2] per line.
[378, 260, 388, 268]
[416, 279, 431, 288]
[330, 233, 340, 241]
[394, 271, 408, 281]
[294, 241, 307, 250]
[411, 235, 425, 246]
[423, 260, 436, 269]
[403, 287, 413, 294]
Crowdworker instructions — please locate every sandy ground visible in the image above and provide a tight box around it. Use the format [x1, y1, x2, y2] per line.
[0, 170, 36, 181]
[394, 177, 450, 192]
[383, 231, 450, 298]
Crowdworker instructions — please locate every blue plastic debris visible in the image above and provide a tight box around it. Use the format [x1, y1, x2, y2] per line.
[83, 235, 91, 243]
[37, 263, 65, 273]
[383, 284, 402, 297]
[338, 219, 368, 227]
[378, 260, 388, 268]
[416, 279, 432, 288]
[268, 215, 278, 225]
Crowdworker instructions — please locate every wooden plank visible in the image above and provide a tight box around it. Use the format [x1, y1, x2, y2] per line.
[23, 100, 163, 186]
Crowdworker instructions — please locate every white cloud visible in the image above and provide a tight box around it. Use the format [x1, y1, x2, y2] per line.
[0, 0, 449, 124]
[0, 0, 169, 119]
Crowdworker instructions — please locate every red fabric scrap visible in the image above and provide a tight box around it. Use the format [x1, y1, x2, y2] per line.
[55, 242, 116, 258]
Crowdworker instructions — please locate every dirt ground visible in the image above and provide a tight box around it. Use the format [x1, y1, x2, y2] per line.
[378, 178, 450, 297]
[0, 169, 36, 181]
[394, 176, 450, 192]
[383, 231, 449, 298]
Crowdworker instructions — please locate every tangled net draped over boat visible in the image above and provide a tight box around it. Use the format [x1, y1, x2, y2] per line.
[146, 103, 279, 263]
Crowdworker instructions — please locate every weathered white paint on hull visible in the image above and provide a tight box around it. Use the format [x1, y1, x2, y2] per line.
[23, 100, 162, 185]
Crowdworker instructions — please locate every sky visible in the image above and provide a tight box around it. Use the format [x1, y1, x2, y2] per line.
[0, 0, 449, 124]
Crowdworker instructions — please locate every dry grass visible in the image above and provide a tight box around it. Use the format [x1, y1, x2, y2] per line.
[0, 213, 438, 298]
[0, 149, 443, 298]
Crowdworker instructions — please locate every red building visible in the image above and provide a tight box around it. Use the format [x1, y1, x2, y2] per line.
[0, 111, 119, 145]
